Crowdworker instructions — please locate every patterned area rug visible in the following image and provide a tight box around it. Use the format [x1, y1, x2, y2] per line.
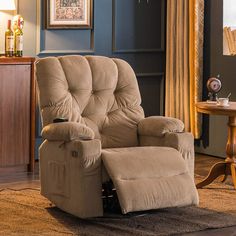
[0, 176, 236, 236]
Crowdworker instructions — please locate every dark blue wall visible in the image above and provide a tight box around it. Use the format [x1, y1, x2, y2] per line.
[39, 0, 166, 115]
[196, 0, 233, 157]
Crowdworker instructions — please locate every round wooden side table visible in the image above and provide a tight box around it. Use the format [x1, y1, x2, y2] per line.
[196, 101, 236, 189]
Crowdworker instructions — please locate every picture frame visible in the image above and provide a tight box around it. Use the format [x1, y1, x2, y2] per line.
[45, 0, 93, 29]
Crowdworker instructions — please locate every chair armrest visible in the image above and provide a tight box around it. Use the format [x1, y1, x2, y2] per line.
[41, 122, 95, 142]
[40, 139, 103, 218]
[138, 116, 184, 137]
[163, 132, 195, 176]
[163, 132, 194, 152]
[67, 138, 101, 168]
[138, 117, 194, 177]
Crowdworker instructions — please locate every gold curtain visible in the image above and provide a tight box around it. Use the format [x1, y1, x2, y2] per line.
[165, 0, 204, 138]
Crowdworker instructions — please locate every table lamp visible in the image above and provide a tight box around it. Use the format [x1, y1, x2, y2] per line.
[0, 0, 16, 55]
[0, 0, 16, 10]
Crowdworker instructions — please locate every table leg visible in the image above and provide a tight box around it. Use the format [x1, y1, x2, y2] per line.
[196, 162, 226, 188]
[197, 116, 236, 189]
[226, 116, 236, 162]
[230, 163, 236, 189]
[220, 174, 228, 183]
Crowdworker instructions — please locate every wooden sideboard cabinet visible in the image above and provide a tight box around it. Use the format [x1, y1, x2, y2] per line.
[0, 57, 35, 173]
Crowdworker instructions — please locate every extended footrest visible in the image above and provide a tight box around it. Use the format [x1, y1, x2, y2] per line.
[102, 146, 199, 214]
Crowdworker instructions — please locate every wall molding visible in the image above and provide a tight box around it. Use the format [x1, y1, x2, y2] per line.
[36, 0, 95, 56]
[136, 73, 165, 116]
[112, 0, 165, 54]
[113, 49, 165, 54]
[136, 72, 164, 77]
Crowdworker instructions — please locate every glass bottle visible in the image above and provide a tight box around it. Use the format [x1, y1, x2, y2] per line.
[14, 19, 23, 57]
[5, 20, 14, 57]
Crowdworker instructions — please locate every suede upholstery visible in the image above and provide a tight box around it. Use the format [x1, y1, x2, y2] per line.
[40, 139, 103, 218]
[36, 55, 144, 148]
[138, 116, 185, 137]
[138, 117, 195, 176]
[36, 55, 198, 218]
[41, 122, 95, 141]
[102, 147, 198, 214]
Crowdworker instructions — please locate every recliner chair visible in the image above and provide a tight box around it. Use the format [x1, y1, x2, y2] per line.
[36, 55, 198, 218]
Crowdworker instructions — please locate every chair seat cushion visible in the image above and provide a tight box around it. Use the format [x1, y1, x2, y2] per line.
[102, 146, 199, 214]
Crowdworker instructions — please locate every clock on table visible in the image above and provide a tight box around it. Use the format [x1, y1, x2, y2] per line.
[207, 76, 222, 101]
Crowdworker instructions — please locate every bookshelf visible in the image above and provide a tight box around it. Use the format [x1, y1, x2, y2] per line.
[223, 26, 236, 55]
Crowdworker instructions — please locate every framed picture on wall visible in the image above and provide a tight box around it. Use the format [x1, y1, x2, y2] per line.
[45, 0, 93, 29]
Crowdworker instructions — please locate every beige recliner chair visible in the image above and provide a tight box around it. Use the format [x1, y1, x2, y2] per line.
[36, 55, 198, 218]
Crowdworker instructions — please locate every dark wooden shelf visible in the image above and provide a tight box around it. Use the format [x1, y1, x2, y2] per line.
[0, 56, 35, 65]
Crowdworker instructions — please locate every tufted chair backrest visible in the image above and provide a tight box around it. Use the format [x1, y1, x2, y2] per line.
[36, 55, 145, 148]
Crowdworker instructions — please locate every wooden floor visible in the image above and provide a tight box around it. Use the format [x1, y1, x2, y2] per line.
[1, 154, 236, 235]
[0, 162, 39, 190]
[184, 154, 236, 236]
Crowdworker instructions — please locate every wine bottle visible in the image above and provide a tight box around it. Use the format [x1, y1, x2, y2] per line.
[14, 19, 23, 57]
[5, 20, 14, 57]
